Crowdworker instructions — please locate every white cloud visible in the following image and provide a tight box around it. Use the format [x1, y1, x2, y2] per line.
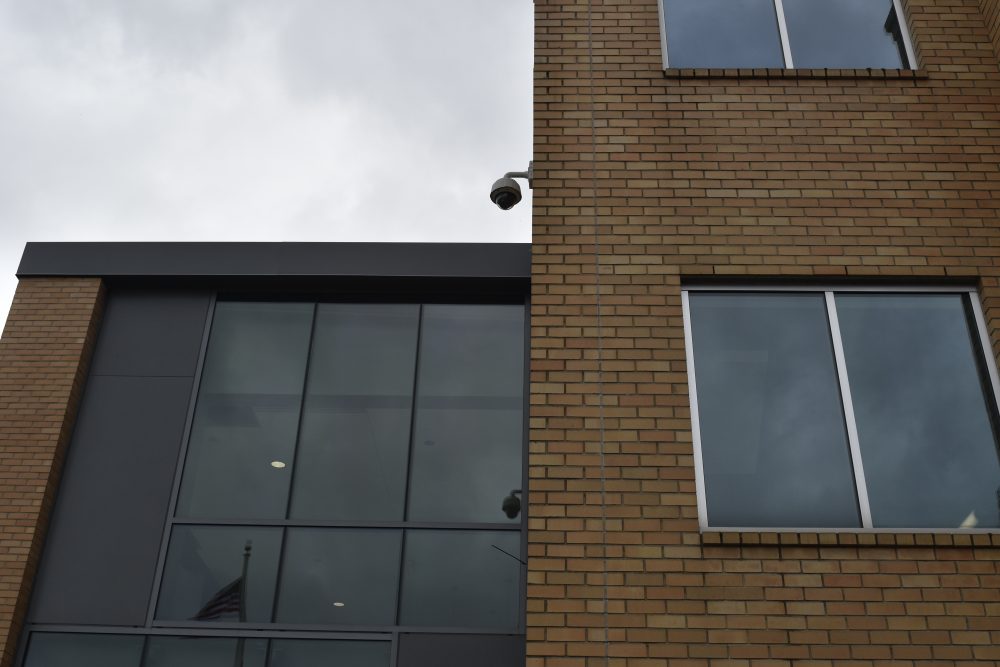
[0, 0, 532, 325]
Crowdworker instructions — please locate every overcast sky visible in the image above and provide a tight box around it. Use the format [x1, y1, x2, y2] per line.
[0, 0, 533, 325]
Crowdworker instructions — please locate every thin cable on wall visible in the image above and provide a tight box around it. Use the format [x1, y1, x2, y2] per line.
[585, 0, 610, 664]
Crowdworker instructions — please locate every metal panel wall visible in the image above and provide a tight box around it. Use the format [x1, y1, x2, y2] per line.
[397, 634, 525, 667]
[28, 289, 210, 626]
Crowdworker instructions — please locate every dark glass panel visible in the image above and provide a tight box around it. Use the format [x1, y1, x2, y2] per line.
[289, 305, 419, 521]
[398, 634, 526, 667]
[689, 293, 861, 528]
[783, 0, 907, 68]
[24, 633, 144, 667]
[407, 305, 524, 523]
[176, 302, 313, 520]
[156, 526, 282, 623]
[663, 0, 785, 68]
[837, 294, 1000, 528]
[399, 530, 521, 629]
[144, 637, 267, 667]
[275, 529, 402, 626]
[269, 640, 390, 667]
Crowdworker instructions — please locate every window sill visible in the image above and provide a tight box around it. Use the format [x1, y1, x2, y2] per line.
[662, 67, 928, 80]
[700, 530, 1000, 548]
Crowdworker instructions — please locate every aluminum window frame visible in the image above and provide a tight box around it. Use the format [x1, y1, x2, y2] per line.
[657, 0, 917, 70]
[682, 284, 1000, 534]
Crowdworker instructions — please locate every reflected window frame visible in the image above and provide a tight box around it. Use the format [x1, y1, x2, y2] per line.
[682, 285, 1000, 533]
[656, 0, 917, 70]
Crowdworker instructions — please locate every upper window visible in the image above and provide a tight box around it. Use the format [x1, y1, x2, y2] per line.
[683, 287, 1000, 531]
[659, 0, 916, 69]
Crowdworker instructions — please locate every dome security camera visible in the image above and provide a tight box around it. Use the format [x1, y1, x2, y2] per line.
[489, 164, 533, 211]
[501, 489, 523, 519]
[490, 177, 522, 210]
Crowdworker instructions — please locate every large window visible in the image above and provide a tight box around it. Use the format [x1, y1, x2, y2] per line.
[21, 299, 526, 666]
[683, 287, 1000, 531]
[658, 0, 916, 69]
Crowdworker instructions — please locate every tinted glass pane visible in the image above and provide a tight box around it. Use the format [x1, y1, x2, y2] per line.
[275, 529, 402, 625]
[145, 637, 267, 667]
[689, 293, 861, 528]
[784, 0, 907, 68]
[398, 634, 526, 667]
[408, 305, 524, 523]
[290, 305, 419, 521]
[24, 633, 144, 667]
[837, 294, 1000, 528]
[663, 0, 784, 68]
[400, 530, 521, 629]
[156, 526, 281, 623]
[177, 302, 313, 520]
[269, 640, 390, 667]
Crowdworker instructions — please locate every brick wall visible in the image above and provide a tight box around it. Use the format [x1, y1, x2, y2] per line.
[529, 0, 1000, 664]
[0, 278, 103, 667]
[982, 0, 1000, 61]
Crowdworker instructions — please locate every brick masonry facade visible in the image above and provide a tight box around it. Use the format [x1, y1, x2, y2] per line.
[0, 279, 103, 667]
[529, 0, 1000, 664]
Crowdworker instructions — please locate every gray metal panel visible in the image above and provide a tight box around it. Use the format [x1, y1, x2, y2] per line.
[17, 243, 531, 279]
[91, 290, 210, 378]
[397, 634, 525, 667]
[30, 375, 193, 626]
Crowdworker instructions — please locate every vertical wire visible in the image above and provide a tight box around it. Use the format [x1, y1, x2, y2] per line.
[585, 0, 610, 662]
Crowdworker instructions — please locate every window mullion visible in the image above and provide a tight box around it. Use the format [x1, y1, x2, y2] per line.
[825, 291, 873, 529]
[891, 0, 917, 68]
[681, 290, 710, 530]
[773, 0, 794, 68]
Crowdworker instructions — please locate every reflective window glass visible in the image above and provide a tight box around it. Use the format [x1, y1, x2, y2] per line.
[24, 633, 144, 667]
[689, 293, 861, 528]
[290, 305, 419, 521]
[269, 640, 390, 667]
[663, 0, 785, 68]
[783, 0, 907, 68]
[407, 305, 524, 523]
[275, 529, 402, 626]
[176, 302, 313, 520]
[400, 530, 521, 629]
[156, 526, 282, 623]
[144, 637, 267, 667]
[837, 294, 1000, 529]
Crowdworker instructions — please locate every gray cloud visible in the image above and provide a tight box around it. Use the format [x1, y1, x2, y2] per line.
[0, 0, 532, 324]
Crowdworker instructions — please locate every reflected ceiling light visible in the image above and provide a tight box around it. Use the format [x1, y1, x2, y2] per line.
[333, 601, 346, 607]
[270, 461, 287, 469]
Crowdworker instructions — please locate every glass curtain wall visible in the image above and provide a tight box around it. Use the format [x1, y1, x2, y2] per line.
[21, 299, 526, 667]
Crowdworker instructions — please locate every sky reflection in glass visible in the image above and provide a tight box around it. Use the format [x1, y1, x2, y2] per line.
[837, 294, 1000, 529]
[690, 293, 861, 528]
[663, 0, 784, 68]
[783, 0, 907, 68]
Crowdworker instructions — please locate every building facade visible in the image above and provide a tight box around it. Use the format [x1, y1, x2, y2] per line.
[2, 0, 1000, 665]
[529, 0, 1000, 663]
[0, 243, 530, 667]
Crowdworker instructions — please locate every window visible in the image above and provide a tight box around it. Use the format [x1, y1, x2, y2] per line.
[683, 287, 1000, 531]
[658, 0, 916, 69]
[21, 299, 526, 666]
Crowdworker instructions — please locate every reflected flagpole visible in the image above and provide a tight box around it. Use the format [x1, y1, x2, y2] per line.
[233, 540, 251, 667]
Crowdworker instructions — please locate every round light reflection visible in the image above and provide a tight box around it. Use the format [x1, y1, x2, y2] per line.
[270, 460, 286, 469]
